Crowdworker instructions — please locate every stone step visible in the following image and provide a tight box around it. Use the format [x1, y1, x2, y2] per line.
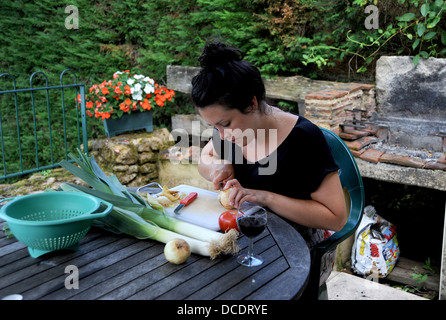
[326, 271, 428, 300]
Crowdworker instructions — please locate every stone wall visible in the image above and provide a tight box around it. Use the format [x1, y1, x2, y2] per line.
[89, 128, 213, 191]
[89, 128, 174, 188]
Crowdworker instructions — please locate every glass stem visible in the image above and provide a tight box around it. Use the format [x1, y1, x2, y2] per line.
[248, 237, 254, 259]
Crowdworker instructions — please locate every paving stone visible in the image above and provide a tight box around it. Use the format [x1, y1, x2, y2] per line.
[342, 126, 371, 135]
[359, 149, 385, 163]
[349, 148, 365, 158]
[362, 127, 378, 135]
[424, 161, 446, 171]
[344, 136, 378, 151]
[326, 271, 427, 300]
[437, 154, 446, 164]
[339, 132, 361, 141]
[305, 88, 349, 100]
[380, 153, 425, 168]
[331, 83, 364, 94]
[340, 128, 371, 140]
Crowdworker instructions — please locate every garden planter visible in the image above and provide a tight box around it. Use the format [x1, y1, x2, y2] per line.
[103, 110, 153, 138]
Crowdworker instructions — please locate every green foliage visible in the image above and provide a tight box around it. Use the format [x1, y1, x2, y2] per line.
[305, 0, 446, 72]
[2, 1, 445, 85]
[408, 258, 436, 293]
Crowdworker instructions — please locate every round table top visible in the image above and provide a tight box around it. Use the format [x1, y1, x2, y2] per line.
[0, 209, 310, 300]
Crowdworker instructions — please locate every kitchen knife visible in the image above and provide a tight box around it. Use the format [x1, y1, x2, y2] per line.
[174, 192, 198, 214]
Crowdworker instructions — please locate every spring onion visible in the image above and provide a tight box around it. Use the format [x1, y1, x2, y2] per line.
[58, 149, 239, 259]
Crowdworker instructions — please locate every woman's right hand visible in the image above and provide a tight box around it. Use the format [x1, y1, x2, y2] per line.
[198, 139, 235, 190]
[210, 164, 235, 191]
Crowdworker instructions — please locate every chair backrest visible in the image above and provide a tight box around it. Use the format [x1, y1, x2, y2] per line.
[300, 128, 366, 300]
[316, 127, 365, 252]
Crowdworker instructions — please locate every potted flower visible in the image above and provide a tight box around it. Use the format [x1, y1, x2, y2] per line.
[78, 70, 175, 137]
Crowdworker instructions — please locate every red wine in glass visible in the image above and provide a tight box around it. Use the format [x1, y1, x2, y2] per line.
[236, 206, 267, 267]
[237, 216, 267, 238]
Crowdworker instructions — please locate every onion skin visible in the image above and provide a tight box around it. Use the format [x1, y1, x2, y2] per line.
[164, 238, 191, 264]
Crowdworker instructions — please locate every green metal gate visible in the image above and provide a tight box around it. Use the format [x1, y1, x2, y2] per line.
[0, 69, 88, 180]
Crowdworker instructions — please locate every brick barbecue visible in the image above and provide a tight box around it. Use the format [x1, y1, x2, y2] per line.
[304, 56, 446, 175]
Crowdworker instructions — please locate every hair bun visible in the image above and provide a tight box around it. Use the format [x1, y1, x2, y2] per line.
[198, 41, 243, 68]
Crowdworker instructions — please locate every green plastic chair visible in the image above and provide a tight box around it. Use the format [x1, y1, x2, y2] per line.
[301, 127, 365, 300]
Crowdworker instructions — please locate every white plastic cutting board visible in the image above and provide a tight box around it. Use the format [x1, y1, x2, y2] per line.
[162, 184, 228, 231]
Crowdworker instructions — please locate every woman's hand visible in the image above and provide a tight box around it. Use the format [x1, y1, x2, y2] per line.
[211, 165, 235, 190]
[224, 179, 267, 209]
[198, 139, 235, 190]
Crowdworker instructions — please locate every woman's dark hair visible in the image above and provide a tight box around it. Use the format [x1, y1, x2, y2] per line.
[191, 41, 266, 113]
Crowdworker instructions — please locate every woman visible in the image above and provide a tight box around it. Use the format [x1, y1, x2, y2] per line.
[192, 41, 347, 283]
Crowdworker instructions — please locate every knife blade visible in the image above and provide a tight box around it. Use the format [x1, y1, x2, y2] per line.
[174, 192, 198, 214]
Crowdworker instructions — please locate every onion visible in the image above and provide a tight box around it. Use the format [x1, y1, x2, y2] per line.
[218, 188, 234, 209]
[164, 238, 191, 264]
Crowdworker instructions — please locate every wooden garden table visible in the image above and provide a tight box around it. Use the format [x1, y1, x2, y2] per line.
[0, 210, 310, 301]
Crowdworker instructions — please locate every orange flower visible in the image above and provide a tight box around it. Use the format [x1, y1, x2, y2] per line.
[125, 98, 132, 106]
[142, 99, 151, 110]
[86, 101, 94, 109]
[155, 99, 164, 107]
[89, 84, 98, 93]
[124, 85, 131, 95]
[120, 102, 129, 112]
[101, 87, 109, 95]
[114, 87, 123, 95]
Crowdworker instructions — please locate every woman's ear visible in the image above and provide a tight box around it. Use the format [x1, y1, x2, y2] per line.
[247, 96, 258, 113]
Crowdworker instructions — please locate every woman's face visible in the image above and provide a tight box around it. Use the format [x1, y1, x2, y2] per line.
[198, 103, 259, 147]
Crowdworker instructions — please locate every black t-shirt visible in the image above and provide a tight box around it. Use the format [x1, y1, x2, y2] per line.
[212, 116, 339, 200]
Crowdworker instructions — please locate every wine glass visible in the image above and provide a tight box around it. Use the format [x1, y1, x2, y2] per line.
[236, 206, 267, 267]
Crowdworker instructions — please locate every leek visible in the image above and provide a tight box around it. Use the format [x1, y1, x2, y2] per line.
[97, 205, 212, 257]
[58, 149, 239, 259]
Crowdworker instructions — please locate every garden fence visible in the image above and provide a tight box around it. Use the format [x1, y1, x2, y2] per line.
[0, 69, 87, 180]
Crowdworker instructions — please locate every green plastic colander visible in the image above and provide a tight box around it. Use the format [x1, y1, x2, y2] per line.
[0, 191, 113, 258]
